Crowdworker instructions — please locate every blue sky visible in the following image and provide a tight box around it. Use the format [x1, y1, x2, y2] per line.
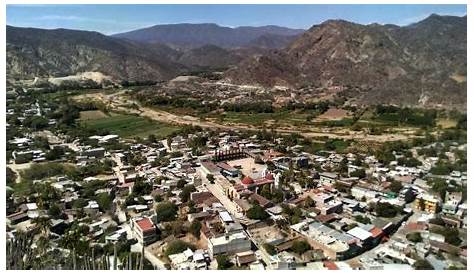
[7, 4, 467, 35]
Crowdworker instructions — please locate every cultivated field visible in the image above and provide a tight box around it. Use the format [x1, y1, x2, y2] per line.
[80, 112, 179, 138]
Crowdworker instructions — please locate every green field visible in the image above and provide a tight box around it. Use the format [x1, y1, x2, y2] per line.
[80, 112, 179, 138]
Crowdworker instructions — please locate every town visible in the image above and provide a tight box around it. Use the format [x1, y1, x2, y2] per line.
[6, 86, 467, 270]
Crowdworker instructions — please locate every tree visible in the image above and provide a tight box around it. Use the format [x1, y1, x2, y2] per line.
[189, 220, 202, 239]
[350, 169, 366, 179]
[406, 232, 422, 243]
[414, 259, 434, 270]
[179, 185, 196, 203]
[432, 227, 462, 246]
[431, 178, 448, 202]
[96, 192, 113, 211]
[73, 198, 88, 209]
[23, 116, 49, 130]
[291, 240, 311, 255]
[354, 215, 371, 224]
[206, 174, 215, 184]
[164, 240, 194, 257]
[216, 255, 233, 270]
[48, 203, 62, 219]
[148, 134, 157, 144]
[375, 202, 400, 218]
[45, 146, 65, 161]
[176, 179, 187, 189]
[260, 184, 272, 200]
[155, 202, 178, 223]
[304, 196, 315, 208]
[246, 204, 269, 220]
[6, 167, 17, 186]
[132, 178, 152, 196]
[389, 181, 403, 193]
[154, 195, 163, 203]
[263, 243, 277, 255]
[32, 216, 52, 236]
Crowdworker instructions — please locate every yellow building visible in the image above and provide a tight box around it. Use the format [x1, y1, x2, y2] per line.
[415, 194, 439, 213]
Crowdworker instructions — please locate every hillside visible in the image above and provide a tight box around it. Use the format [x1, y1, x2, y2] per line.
[6, 25, 185, 81]
[225, 14, 467, 108]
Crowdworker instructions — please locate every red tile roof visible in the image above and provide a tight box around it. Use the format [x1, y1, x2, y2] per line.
[324, 261, 339, 270]
[135, 218, 155, 232]
[242, 176, 254, 185]
[370, 227, 384, 238]
[265, 173, 274, 180]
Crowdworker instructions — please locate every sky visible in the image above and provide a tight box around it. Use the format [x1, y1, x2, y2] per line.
[6, 4, 467, 35]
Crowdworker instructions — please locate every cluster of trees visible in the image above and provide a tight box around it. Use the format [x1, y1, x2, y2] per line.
[283, 101, 330, 114]
[189, 220, 202, 239]
[246, 204, 269, 220]
[349, 169, 366, 179]
[216, 255, 233, 270]
[136, 93, 216, 111]
[374, 105, 437, 127]
[389, 181, 403, 193]
[155, 202, 178, 223]
[397, 156, 422, 167]
[430, 226, 462, 246]
[291, 240, 312, 255]
[258, 184, 285, 203]
[281, 204, 303, 225]
[406, 232, 423, 243]
[374, 202, 402, 218]
[354, 215, 371, 224]
[428, 178, 449, 202]
[262, 243, 277, 255]
[179, 185, 197, 203]
[22, 116, 49, 130]
[6, 167, 17, 185]
[430, 161, 459, 176]
[222, 102, 274, 113]
[164, 240, 195, 257]
[413, 259, 434, 270]
[20, 163, 77, 182]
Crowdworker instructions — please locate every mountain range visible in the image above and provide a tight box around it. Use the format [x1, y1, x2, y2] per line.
[6, 14, 467, 108]
[112, 23, 305, 49]
[6, 23, 302, 81]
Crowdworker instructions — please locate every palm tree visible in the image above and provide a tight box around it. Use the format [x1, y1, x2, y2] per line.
[32, 216, 51, 236]
[6, 231, 35, 269]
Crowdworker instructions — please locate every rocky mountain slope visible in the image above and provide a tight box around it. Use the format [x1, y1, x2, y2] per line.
[6, 26, 185, 81]
[225, 14, 467, 108]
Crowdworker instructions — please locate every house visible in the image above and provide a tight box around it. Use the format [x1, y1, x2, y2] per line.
[290, 220, 359, 260]
[317, 200, 343, 215]
[319, 172, 338, 186]
[131, 217, 157, 245]
[105, 227, 128, 243]
[207, 231, 252, 258]
[216, 162, 240, 177]
[235, 251, 257, 266]
[399, 187, 417, 203]
[442, 192, 462, 215]
[82, 147, 106, 158]
[415, 194, 439, 214]
[200, 161, 220, 175]
[351, 186, 380, 201]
